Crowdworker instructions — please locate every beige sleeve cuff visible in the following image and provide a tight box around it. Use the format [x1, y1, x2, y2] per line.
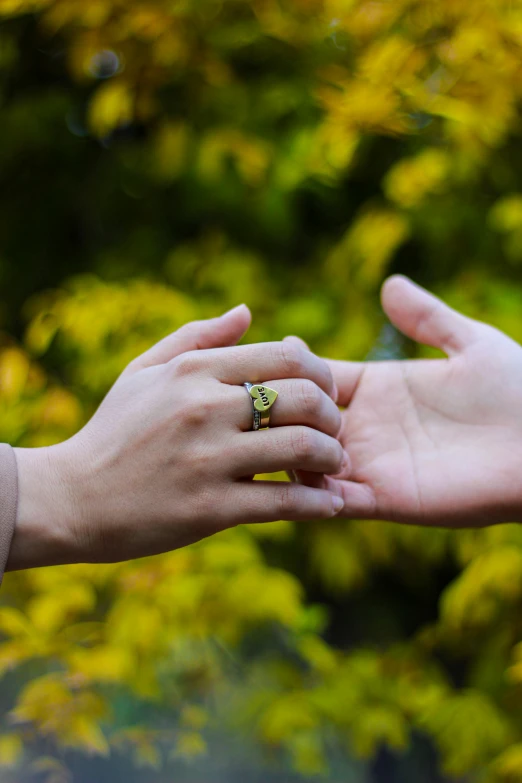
[0, 444, 18, 580]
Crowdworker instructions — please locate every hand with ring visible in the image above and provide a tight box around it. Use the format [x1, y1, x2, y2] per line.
[8, 304, 346, 570]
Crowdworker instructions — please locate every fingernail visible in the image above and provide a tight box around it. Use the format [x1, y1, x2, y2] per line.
[222, 304, 248, 317]
[283, 335, 310, 350]
[332, 495, 344, 514]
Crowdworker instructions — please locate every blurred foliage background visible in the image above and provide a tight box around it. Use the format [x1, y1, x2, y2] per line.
[2, 0, 522, 781]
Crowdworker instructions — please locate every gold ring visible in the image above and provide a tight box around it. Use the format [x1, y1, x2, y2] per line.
[243, 383, 278, 430]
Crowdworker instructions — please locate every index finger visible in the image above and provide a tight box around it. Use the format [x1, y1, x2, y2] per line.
[195, 342, 337, 399]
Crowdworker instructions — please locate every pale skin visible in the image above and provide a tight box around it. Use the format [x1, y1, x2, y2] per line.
[311, 275, 522, 527]
[9, 276, 522, 573]
[7, 305, 346, 571]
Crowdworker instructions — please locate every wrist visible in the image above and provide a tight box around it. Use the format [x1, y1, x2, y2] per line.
[6, 444, 82, 570]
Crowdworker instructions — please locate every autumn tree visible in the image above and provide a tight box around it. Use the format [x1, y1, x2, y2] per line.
[2, 1, 522, 781]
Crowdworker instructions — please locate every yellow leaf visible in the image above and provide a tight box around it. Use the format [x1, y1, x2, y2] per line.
[27, 583, 96, 634]
[493, 743, 522, 781]
[12, 675, 72, 726]
[352, 706, 408, 758]
[0, 640, 35, 675]
[0, 734, 22, 767]
[440, 546, 522, 631]
[0, 348, 30, 401]
[260, 695, 318, 744]
[327, 208, 409, 288]
[490, 195, 522, 233]
[181, 705, 208, 731]
[25, 311, 59, 355]
[289, 733, 326, 776]
[135, 741, 161, 769]
[88, 81, 133, 137]
[298, 635, 337, 675]
[67, 716, 109, 757]
[384, 149, 451, 208]
[112, 726, 162, 768]
[67, 645, 134, 684]
[310, 524, 366, 592]
[173, 731, 207, 759]
[418, 690, 512, 776]
[0, 607, 31, 637]
[37, 388, 82, 431]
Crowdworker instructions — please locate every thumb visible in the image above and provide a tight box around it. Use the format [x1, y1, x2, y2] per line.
[381, 275, 477, 355]
[125, 304, 252, 376]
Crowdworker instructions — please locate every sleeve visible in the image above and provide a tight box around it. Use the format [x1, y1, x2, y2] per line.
[0, 444, 18, 580]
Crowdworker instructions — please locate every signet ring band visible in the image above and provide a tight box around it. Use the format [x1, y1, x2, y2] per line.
[244, 382, 279, 430]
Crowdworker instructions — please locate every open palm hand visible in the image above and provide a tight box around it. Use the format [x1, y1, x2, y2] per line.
[326, 277, 522, 527]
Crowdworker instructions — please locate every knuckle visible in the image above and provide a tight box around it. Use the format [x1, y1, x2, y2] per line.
[276, 484, 301, 518]
[185, 479, 220, 525]
[178, 321, 206, 348]
[170, 351, 202, 377]
[290, 427, 316, 462]
[414, 301, 439, 340]
[297, 380, 322, 417]
[178, 321, 201, 337]
[120, 357, 141, 378]
[180, 393, 214, 428]
[279, 342, 307, 377]
[184, 448, 218, 490]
